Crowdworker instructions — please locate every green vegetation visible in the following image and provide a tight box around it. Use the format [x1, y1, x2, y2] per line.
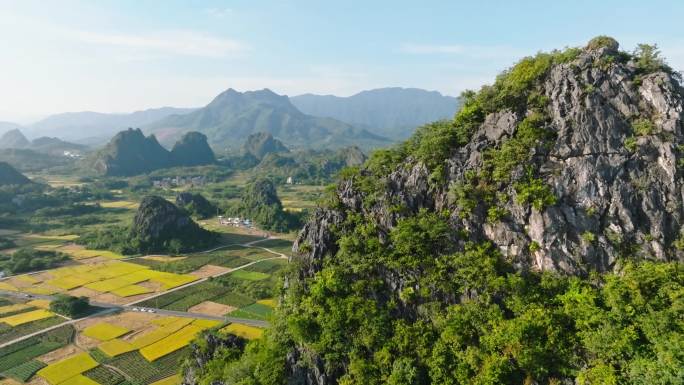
[232, 178, 302, 233]
[581, 231, 597, 243]
[186, 37, 684, 385]
[83, 365, 126, 385]
[0, 248, 68, 275]
[137, 260, 286, 312]
[227, 303, 273, 321]
[0, 325, 74, 373]
[0, 315, 64, 342]
[632, 118, 656, 136]
[49, 295, 90, 318]
[624, 136, 638, 152]
[1, 360, 47, 382]
[103, 349, 189, 385]
[586, 35, 619, 51]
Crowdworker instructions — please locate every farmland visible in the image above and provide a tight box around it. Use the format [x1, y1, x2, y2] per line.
[0, 308, 266, 385]
[0, 174, 305, 385]
[136, 258, 286, 320]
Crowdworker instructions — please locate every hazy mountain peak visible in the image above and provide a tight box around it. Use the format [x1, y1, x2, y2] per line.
[290, 87, 459, 139]
[0, 128, 30, 149]
[146, 88, 390, 150]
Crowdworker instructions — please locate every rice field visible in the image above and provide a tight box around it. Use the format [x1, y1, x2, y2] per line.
[82, 323, 129, 341]
[5, 260, 199, 302]
[221, 323, 264, 340]
[97, 339, 136, 357]
[0, 312, 221, 385]
[139, 324, 204, 361]
[37, 352, 99, 385]
[0, 309, 56, 326]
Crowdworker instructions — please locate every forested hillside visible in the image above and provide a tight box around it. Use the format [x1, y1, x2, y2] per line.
[183, 37, 684, 385]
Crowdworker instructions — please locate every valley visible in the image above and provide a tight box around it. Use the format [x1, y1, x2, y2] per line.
[1, 3, 683, 383]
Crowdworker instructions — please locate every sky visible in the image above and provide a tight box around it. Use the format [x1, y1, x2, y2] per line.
[1, 0, 683, 123]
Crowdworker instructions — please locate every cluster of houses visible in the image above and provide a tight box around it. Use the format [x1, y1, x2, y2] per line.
[152, 175, 207, 189]
[218, 216, 253, 228]
[62, 150, 82, 159]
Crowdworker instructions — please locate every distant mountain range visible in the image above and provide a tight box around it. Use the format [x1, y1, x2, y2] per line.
[4, 87, 460, 151]
[291, 87, 459, 139]
[25, 107, 196, 144]
[145, 88, 390, 151]
[0, 128, 87, 155]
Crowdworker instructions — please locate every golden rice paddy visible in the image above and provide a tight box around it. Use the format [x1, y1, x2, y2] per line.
[0, 309, 55, 326]
[37, 352, 99, 385]
[220, 323, 264, 340]
[82, 322, 130, 341]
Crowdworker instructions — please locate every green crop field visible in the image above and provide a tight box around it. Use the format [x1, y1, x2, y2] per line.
[228, 303, 273, 321]
[212, 291, 255, 308]
[105, 348, 189, 384]
[0, 324, 75, 372]
[1, 360, 47, 382]
[0, 316, 65, 343]
[243, 259, 288, 274]
[253, 239, 293, 255]
[83, 365, 126, 385]
[133, 252, 251, 274]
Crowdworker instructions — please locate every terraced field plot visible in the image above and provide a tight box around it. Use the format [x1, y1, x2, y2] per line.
[1, 260, 198, 303]
[38, 352, 99, 384]
[82, 323, 129, 341]
[0, 296, 63, 342]
[220, 323, 264, 340]
[0, 324, 75, 373]
[227, 303, 272, 321]
[0, 311, 223, 385]
[136, 258, 285, 317]
[132, 246, 273, 275]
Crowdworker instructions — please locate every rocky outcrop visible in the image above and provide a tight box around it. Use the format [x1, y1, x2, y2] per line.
[175, 192, 217, 219]
[131, 195, 215, 252]
[242, 132, 289, 160]
[170, 132, 215, 167]
[93, 128, 214, 176]
[294, 39, 684, 277]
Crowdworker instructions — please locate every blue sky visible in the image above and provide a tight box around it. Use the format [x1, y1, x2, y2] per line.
[1, 0, 683, 122]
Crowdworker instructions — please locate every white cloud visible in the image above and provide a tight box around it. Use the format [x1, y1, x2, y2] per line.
[69, 29, 247, 58]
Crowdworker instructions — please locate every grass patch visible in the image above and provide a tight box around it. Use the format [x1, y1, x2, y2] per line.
[229, 270, 270, 281]
[228, 303, 273, 321]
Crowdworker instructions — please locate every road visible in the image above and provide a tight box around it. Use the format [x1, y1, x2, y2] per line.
[0, 236, 285, 348]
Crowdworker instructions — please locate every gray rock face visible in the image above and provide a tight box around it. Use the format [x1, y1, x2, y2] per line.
[294, 45, 684, 278]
